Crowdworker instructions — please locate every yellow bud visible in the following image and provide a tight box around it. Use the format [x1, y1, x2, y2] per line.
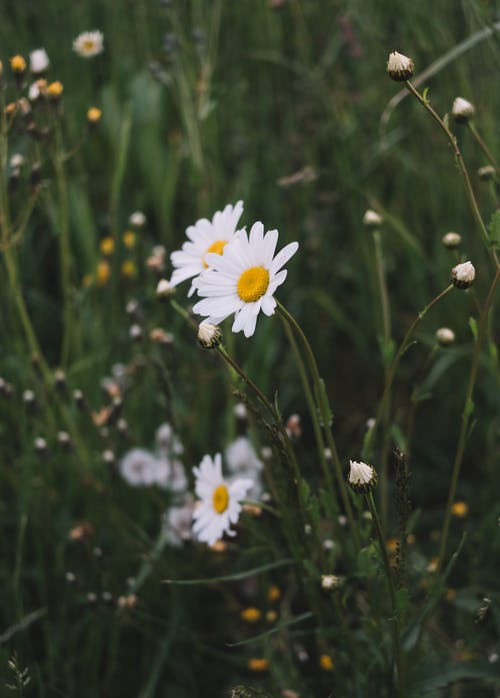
[87, 107, 102, 123]
[122, 230, 136, 249]
[10, 55, 27, 73]
[47, 81, 63, 99]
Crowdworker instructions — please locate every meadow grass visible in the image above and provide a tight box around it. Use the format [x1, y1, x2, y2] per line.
[0, 1, 499, 696]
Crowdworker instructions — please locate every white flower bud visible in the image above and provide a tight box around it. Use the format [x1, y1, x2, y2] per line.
[387, 51, 414, 82]
[156, 279, 175, 298]
[452, 97, 475, 123]
[10, 153, 24, 168]
[442, 231, 461, 249]
[363, 209, 383, 228]
[129, 211, 146, 227]
[451, 260, 475, 289]
[29, 48, 50, 74]
[478, 165, 495, 181]
[197, 322, 222, 349]
[436, 327, 455, 347]
[321, 574, 340, 590]
[348, 460, 377, 494]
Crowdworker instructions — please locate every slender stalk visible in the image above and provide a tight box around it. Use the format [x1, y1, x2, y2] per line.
[404, 80, 499, 269]
[437, 266, 500, 571]
[466, 121, 499, 171]
[277, 302, 359, 546]
[367, 492, 405, 697]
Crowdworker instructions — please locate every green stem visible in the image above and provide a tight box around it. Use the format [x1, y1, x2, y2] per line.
[277, 302, 359, 547]
[466, 121, 499, 171]
[437, 265, 500, 571]
[404, 80, 499, 269]
[54, 123, 72, 367]
[367, 492, 405, 697]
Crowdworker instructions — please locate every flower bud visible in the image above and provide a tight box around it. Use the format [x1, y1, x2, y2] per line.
[29, 48, 50, 74]
[436, 327, 455, 347]
[87, 107, 102, 124]
[387, 51, 414, 82]
[477, 165, 495, 181]
[198, 322, 222, 349]
[348, 460, 377, 494]
[47, 81, 63, 100]
[129, 211, 146, 227]
[442, 231, 461, 249]
[321, 574, 341, 590]
[363, 209, 383, 228]
[451, 260, 475, 289]
[10, 55, 27, 74]
[451, 97, 475, 123]
[156, 278, 174, 298]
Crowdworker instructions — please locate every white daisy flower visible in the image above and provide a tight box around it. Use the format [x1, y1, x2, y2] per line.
[192, 453, 253, 546]
[169, 201, 244, 296]
[192, 222, 299, 338]
[29, 48, 50, 74]
[119, 448, 159, 486]
[73, 30, 104, 58]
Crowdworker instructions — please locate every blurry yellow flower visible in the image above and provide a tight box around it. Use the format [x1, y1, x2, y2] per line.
[96, 260, 111, 287]
[319, 654, 334, 671]
[240, 607, 261, 623]
[427, 557, 438, 573]
[99, 237, 115, 256]
[47, 81, 63, 99]
[451, 501, 468, 518]
[248, 658, 269, 672]
[386, 537, 398, 553]
[121, 260, 137, 279]
[87, 107, 102, 123]
[122, 230, 136, 249]
[5, 102, 17, 116]
[267, 584, 281, 602]
[10, 55, 26, 73]
[265, 610, 277, 623]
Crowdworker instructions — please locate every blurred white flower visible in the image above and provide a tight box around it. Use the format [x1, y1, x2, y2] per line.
[170, 201, 244, 297]
[119, 448, 159, 486]
[155, 422, 184, 458]
[192, 453, 253, 545]
[129, 211, 146, 227]
[155, 458, 188, 494]
[73, 30, 104, 58]
[10, 153, 25, 168]
[362, 209, 383, 228]
[225, 436, 263, 499]
[193, 222, 299, 338]
[162, 495, 195, 546]
[30, 48, 49, 73]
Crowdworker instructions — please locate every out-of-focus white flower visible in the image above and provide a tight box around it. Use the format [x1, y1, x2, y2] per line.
[119, 448, 159, 486]
[192, 453, 253, 545]
[156, 278, 174, 297]
[225, 436, 264, 499]
[233, 402, 247, 419]
[442, 231, 461, 249]
[170, 201, 244, 297]
[30, 48, 49, 73]
[73, 30, 104, 58]
[436, 327, 455, 347]
[452, 97, 475, 123]
[129, 211, 146, 227]
[321, 574, 340, 590]
[362, 209, 383, 228]
[10, 153, 25, 168]
[193, 222, 299, 338]
[451, 260, 475, 289]
[155, 422, 184, 458]
[155, 458, 188, 494]
[387, 51, 414, 81]
[348, 460, 377, 494]
[162, 495, 195, 546]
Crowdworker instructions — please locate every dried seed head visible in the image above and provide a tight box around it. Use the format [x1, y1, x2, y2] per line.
[451, 260, 475, 289]
[387, 51, 414, 82]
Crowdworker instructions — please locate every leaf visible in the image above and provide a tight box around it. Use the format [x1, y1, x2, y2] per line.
[226, 612, 313, 647]
[468, 316, 478, 340]
[463, 397, 475, 419]
[409, 661, 500, 694]
[315, 379, 333, 428]
[395, 587, 410, 624]
[163, 558, 294, 585]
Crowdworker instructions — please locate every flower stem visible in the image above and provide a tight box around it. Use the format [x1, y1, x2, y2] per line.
[404, 80, 499, 270]
[437, 265, 500, 572]
[466, 121, 499, 171]
[277, 302, 359, 547]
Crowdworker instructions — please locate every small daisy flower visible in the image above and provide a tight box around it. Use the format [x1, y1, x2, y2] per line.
[169, 201, 244, 296]
[73, 30, 104, 58]
[192, 222, 299, 338]
[192, 453, 253, 546]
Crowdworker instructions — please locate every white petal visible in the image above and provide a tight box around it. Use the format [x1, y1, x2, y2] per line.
[270, 241, 299, 275]
[261, 295, 276, 316]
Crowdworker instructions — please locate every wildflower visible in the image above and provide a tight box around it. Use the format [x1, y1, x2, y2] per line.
[47, 81, 63, 99]
[363, 209, 383, 228]
[73, 30, 104, 58]
[29, 48, 49, 74]
[320, 654, 334, 671]
[129, 211, 146, 227]
[234, 402, 247, 419]
[157, 458, 188, 494]
[170, 201, 244, 296]
[155, 422, 184, 458]
[427, 557, 438, 573]
[267, 585, 281, 602]
[96, 260, 111, 287]
[387, 51, 414, 81]
[87, 107, 102, 124]
[436, 327, 455, 346]
[247, 658, 269, 672]
[129, 323, 142, 340]
[286, 413, 302, 439]
[348, 460, 377, 494]
[452, 97, 475, 123]
[68, 521, 94, 541]
[100, 237, 115, 256]
[102, 449, 115, 465]
[119, 448, 159, 486]
[122, 230, 136, 249]
[442, 231, 461, 249]
[10, 153, 24, 169]
[146, 245, 166, 273]
[57, 431, 71, 449]
[386, 537, 398, 553]
[150, 327, 174, 345]
[451, 260, 475, 289]
[156, 278, 175, 297]
[28, 79, 47, 100]
[193, 222, 299, 338]
[266, 610, 277, 622]
[121, 260, 137, 278]
[478, 165, 495, 181]
[225, 436, 264, 498]
[162, 496, 195, 546]
[192, 453, 253, 546]
[240, 607, 262, 623]
[321, 574, 340, 590]
[34, 436, 48, 454]
[197, 322, 222, 349]
[117, 593, 138, 609]
[10, 55, 27, 74]
[451, 501, 468, 517]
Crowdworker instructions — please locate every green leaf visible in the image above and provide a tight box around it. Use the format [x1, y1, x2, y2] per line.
[487, 209, 500, 248]
[409, 661, 500, 694]
[226, 612, 313, 647]
[395, 587, 410, 624]
[163, 558, 294, 585]
[315, 379, 333, 427]
[468, 316, 478, 340]
[463, 397, 475, 419]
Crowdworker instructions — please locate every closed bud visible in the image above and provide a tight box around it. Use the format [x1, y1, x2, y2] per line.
[436, 327, 455, 347]
[197, 322, 222, 349]
[363, 209, 383, 228]
[478, 165, 495, 181]
[10, 54, 27, 74]
[442, 231, 461, 249]
[156, 278, 175, 298]
[387, 51, 414, 82]
[348, 460, 377, 494]
[451, 97, 475, 123]
[451, 260, 475, 289]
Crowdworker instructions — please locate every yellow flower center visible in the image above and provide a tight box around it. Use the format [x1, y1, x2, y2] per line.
[212, 484, 229, 514]
[237, 266, 269, 302]
[83, 40, 96, 52]
[203, 239, 227, 268]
